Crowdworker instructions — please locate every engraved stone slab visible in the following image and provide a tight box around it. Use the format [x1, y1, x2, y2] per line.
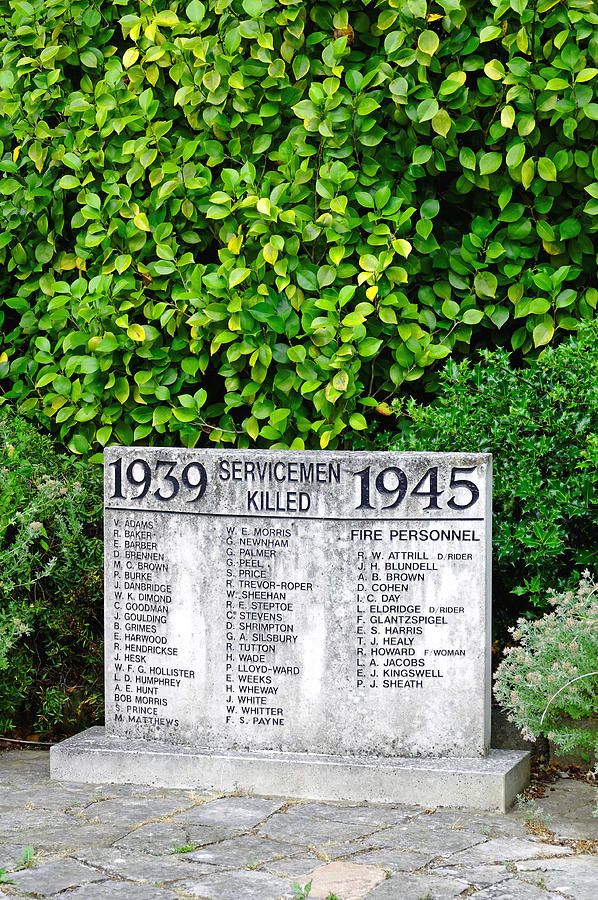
[103, 449, 491, 759]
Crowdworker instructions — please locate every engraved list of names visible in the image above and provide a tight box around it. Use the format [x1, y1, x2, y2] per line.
[105, 449, 492, 759]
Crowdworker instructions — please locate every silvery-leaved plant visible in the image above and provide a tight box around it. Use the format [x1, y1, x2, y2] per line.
[494, 572, 598, 812]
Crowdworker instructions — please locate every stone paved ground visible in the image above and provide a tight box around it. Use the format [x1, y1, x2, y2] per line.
[0, 751, 597, 899]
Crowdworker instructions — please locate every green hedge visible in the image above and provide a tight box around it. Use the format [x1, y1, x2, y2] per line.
[0, 0, 597, 455]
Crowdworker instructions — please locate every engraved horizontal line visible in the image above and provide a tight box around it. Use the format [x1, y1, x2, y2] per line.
[105, 506, 484, 522]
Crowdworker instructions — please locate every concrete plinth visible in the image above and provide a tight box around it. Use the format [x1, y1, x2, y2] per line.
[50, 727, 529, 813]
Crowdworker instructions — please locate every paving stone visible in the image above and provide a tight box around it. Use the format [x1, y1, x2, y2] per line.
[174, 868, 296, 899]
[0, 751, 49, 781]
[15, 823, 129, 852]
[323, 836, 417, 862]
[263, 852, 330, 879]
[114, 822, 235, 855]
[259, 813, 380, 847]
[279, 801, 420, 828]
[298, 861, 387, 900]
[0, 844, 48, 872]
[72, 847, 215, 883]
[8, 785, 114, 812]
[445, 836, 575, 866]
[341, 847, 433, 871]
[76, 796, 195, 827]
[0, 809, 75, 839]
[528, 782, 598, 841]
[170, 796, 284, 828]
[357, 822, 486, 856]
[8, 858, 105, 895]
[363, 872, 471, 899]
[430, 863, 518, 885]
[184, 834, 298, 867]
[47, 882, 179, 900]
[416, 808, 529, 839]
[471, 880, 562, 899]
[516, 855, 598, 900]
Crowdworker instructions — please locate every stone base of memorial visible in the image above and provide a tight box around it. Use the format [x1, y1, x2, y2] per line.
[51, 729, 529, 814]
[51, 448, 530, 811]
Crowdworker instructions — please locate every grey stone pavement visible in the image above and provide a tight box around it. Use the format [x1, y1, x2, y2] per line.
[1, 751, 597, 900]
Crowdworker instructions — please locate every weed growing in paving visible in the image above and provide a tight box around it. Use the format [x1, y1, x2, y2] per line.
[171, 843, 195, 854]
[0, 846, 35, 883]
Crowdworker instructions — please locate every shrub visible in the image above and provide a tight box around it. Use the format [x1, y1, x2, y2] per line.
[0, 0, 597, 455]
[0, 412, 103, 735]
[386, 322, 598, 623]
[494, 572, 598, 766]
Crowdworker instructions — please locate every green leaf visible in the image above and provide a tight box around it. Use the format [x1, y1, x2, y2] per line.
[533, 321, 554, 347]
[537, 157, 557, 182]
[479, 152, 502, 176]
[459, 147, 476, 171]
[229, 268, 250, 287]
[417, 99, 439, 122]
[474, 272, 497, 298]
[479, 25, 501, 41]
[349, 412, 367, 430]
[418, 31, 439, 56]
[431, 109, 451, 137]
[462, 308, 484, 325]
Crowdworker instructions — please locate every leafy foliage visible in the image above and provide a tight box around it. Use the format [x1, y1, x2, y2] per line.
[0, 411, 103, 735]
[0, 0, 597, 453]
[387, 322, 598, 623]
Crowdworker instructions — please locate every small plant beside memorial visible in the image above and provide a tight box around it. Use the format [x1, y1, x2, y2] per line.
[494, 572, 598, 807]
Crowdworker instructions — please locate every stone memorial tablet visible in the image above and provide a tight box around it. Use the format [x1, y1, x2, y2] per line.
[52, 448, 530, 810]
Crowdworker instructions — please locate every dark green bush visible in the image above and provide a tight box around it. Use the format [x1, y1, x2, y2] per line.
[386, 322, 598, 627]
[0, 412, 103, 736]
[0, 0, 597, 455]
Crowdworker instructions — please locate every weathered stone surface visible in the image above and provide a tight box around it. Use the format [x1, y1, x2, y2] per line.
[51, 731, 529, 812]
[263, 853, 331, 879]
[431, 863, 519, 885]
[365, 872, 471, 899]
[102, 448, 492, 759]
[8, 859, 105, 896]
[360, 822, 486, 855]
[300, 861, 387, 900]
[47, 883, 178, 900]
[0, 752, 596, 900]
[470, 881, 562, 899]
[170, 796, 284, 828]
[419, 807, 529, 839]
[258, 812, 380, 846]
[445, 836, 574, 866]
[184, 834, 298, 867]
[114, 822, 235, 855]
[0, 844, 48, 872]
[71, 847, 214, 883]
[516, 856, 598, 900]
[516, 779, 598, 841]
[3, 823, 128, 853]
[173, 869, 295, 899]
[9, 784, 110, 811]
[76, 796, 194, 827]
[276, 801, 418, 827]
[342, 847, 434, 871]
[0, 809, 74, 837]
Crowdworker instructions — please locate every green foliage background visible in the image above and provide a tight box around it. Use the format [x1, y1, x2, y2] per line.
[0, 413, 103, 736]
[1, 0, 597, 457]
